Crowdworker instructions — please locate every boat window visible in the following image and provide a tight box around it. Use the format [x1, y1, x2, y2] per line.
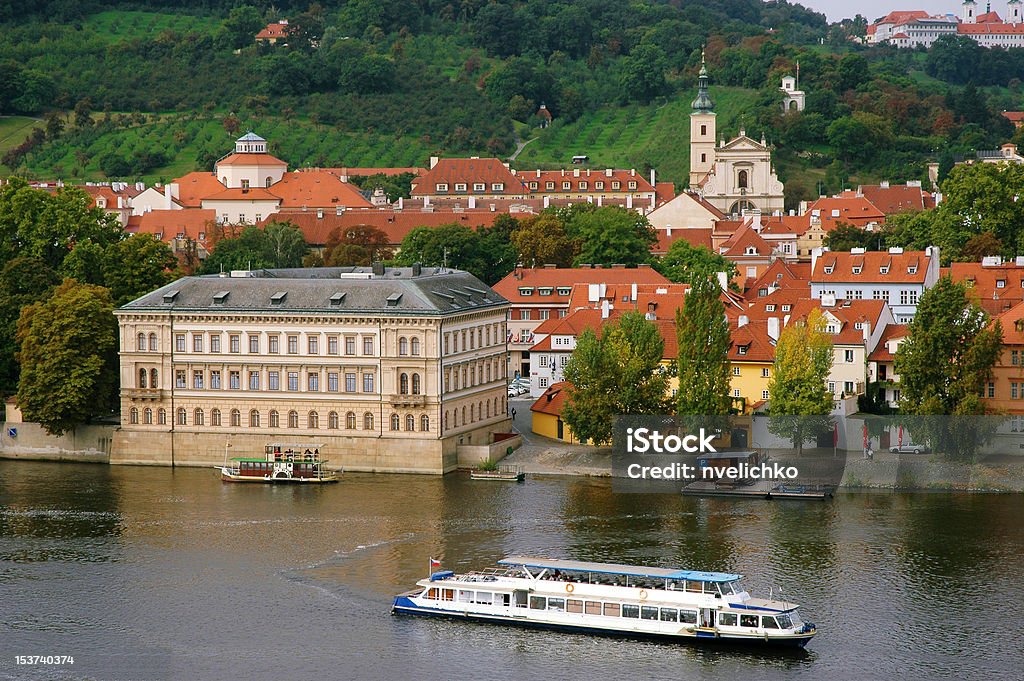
[621, 605, 640, 618]
[602, 603, 620, 617]
[500, 593, 511, 607]
[566, 599, 583, 614]
[660, 608, 678, 622]
[740, 614, 759, 628]
[426, 588, 438, 600]
[640, 606, 659, 621]
[725, 581, 740, 594]
[547, 598, 565, 612]
[585, 601, 602, 616]
[679, 610, 697, 624]
[475, 592, 495, 605]
[458, 590, 473, 603]
[530, 596, 546, 610]
[718, 612, 738, 626]
[775, 614, 793, 629]
[685, 581, 702, 593]
[704, 582, 721, 595]
[763, 616, 780, 629]
[442, 589, 454, 601]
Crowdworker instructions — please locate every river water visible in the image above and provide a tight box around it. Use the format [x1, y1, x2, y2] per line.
[0, 460, 1021, 681]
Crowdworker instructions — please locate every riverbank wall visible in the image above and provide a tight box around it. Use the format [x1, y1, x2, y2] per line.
[0, 421, 113, 464]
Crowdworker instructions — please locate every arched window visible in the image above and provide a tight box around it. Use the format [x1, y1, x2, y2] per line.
[461, 406, 466, 425]
[265, 176, 272, 188]
[494, 397, 499, 415]
[364, 412, 374, 430]
[288, 411, 298, 428]
[486, 401, 491, 418]
[420, 415, 430, 432]
[137, 333, 146, 351]
[150, 368, 158, 388]
[269, 410, 279, 428]
[411, 337, 420, 356]
[444, 411, 449, 430]
[405, 414, 415, 431]
[143, 408, 152, 424]
[453, 410, 458, 428]
[230, 409, 241, 427]
[328, 411, 339, 429]
[129, 407, 138, 424]
[399, 337, 408, 355]
[346, 412, 356, 429]
[471, 404, 475, 422]
[738, 169, 748, 189]
[390, 414, 400, 431]
[211, 409, 221, 426]
[158, 408, 167, 425]
[138, 368, 147, 388]
[177, 408, 187, 425]
[411, 373, 421, 395]
[249, 409, 259, 428]
[399, 373, 409, 394]
[195, 408, 204, 426]
[308, 411, 319, 429]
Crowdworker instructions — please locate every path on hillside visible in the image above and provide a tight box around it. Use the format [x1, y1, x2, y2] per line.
[508, 134, 538, 162]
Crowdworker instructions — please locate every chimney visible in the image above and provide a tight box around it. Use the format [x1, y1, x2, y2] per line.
[412, 262, 422, 276]
[429, 156, 439, 169]
[164, 184, 173, 210]
[601, 299, 611, 319]
[117, 196, 123, 209]
[630, 168, 635, 176]
[317, 208, 324, 219]
[752, 209, 762, 232]
[597, 196, 603, 207]
[588, 284, 600, 303]
[606, 168, 613, 177]
[372, 262, 386, 276]
[666, 225, 672, 236]
[738, 315, 749, 328]
[650, 169, 656, 187]
[626, 195, 633, 209]
[573, 168, 580, 177]
[398, 197, 404, 210]
[768, 317, 780, 341]
[468, 196, 476, 209]
[631, 283, 638, 301]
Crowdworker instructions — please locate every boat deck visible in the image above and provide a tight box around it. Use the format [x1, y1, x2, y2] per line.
[681, 480, 832, 500]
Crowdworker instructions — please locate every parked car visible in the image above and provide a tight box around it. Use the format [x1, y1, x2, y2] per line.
[890, 444, 927, 454]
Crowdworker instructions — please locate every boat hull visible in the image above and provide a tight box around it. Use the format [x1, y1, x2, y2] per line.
[218, 468, 340, 484]
[390, 597, 814, 648]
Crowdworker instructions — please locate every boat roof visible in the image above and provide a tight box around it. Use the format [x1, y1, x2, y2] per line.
[231, 457, 327, 462]
[497, 556, 741, 583]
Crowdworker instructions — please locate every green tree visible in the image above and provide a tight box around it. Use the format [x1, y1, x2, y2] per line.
[767, 309, 834, 454]
[562, 311, 668, 444]
[102, 234, 177, 306]
[619, 44, 668, 103]
[16, 279, 118, 436]
[823, 223, 882, 251]
[656, 240, 736, 284]
[395, 223, 512, 284]
[201, 226, 274, 273]
[510, 213, 576, 267]
[262, 221, 309, 268]
[323, 224, 393, 266]
[219, 5, 265, 50]
[565, 206, 657, 266]
[895, 276, 1002, 459]
[675, 275, 732, 417]
[0, 257, 60, 395]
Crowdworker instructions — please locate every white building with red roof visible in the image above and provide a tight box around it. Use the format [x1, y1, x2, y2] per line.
[255, 20, 289, 44]
[810, 246, 940, 323]
[869, 2, 1024, 48]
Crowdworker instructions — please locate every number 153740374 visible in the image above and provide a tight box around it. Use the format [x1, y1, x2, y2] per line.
[15, 656, 74, 665]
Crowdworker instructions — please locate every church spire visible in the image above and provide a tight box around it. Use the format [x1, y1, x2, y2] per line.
[691, 49, 714, 113]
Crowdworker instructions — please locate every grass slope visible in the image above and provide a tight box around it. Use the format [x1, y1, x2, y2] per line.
[0, 116, 42, 174]
[82, 10, 218, 42]
[514, 87, 758, 185]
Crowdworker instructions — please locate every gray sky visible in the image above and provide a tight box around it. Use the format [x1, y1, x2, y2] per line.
[805, 0, 967, 23]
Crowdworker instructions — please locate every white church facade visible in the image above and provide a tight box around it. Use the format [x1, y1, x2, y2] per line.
[688, 56, 785, 217]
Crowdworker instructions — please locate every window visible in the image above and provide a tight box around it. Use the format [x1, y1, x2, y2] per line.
[248, 335, 259, 353]
[640, 606, 659, 621]
[193, 335, 203, 352]
[1014, 350, 1021, 366]
[411, 338, 420, 355]
[308, 336, 319, 354]
[390, 414, 400, 431]
[363, 373, 375, 393]
[400, 373, 409, 394]
[412, 373, 421, 394]
[308, 412, 319, 429]
[435, 183, 448, 192]
[738, 169, 748, 189]
[268, 336, 279, 354]
[988, 382, 996, 398]
[287, 372, 298, 391]
[405, 414, 415, 431]
[740, 614, 758, 628]
[364, 413, 374, 430]
[762, 390, 770, 400]
[828, 381, 836, 394]
[308, 373, 319, 392]
[782, 304, 791, 312]
[627, 181, 637, 190]
[143, 408, 153, 424]
[158, 408, 167, 425]
[473, 183, 485, 192]
[229, 371, 240, 390]
[421, 415, 430, 431]
[1013, 382, 1018, 400]
[733, 389, 740, 397]
[323, 372, 336, 392]
[660, 608, 678, 622]
[545, 182, 554, 190]
[491, 183, 504, 192]
[287, 336, 298, 354]
[338, 372, 352, 393]
[700, 124, 707, 135]
[738, 345, 747, 355]
[766, 305, 776, 312]
[249, 410, 259, 428]
[229, 334, 240, 353]
[137, 333, 146, 351]
[149, 333, 158, 351]
[328, 336, 338, 355]
[622, 605, 640, 619]
[177, 408, 187, 426]
[363, 337, 374, 355]
[845, 349, 855, 363]
[327, 412, 339, 429]
[562, 181, 571, 190]
[130, 407, 138, 424]
[269, 410, 279, 428]
[454, 183, 467, 192]
[399, 337, 408, 355]
[205, 370, 219, 390]
[175, 334, 186, 352]
[193, 371, 204, 389]
[176, 369, 186, 388]
[339, 411, 352, 430]
[844, 381, 855, 394]
[138, 368, 148, 388]
[288, 411, 298, 428]
[520, 310, 530, 321]
[732, 366, 741, 376]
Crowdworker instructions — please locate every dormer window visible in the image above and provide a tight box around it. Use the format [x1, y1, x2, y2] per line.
[766, 305, 776, 312]
[997, 280, 1006, 288]
[546, 182, 555, 190]
[454, 183, 467, 192]
[492, 183, 504, 192]
[908, 266, 917, 274]
[737, 345, 748, 355]
[595, 181, 604, 190]
[628, 181, 637, 189]
[578, 181, 587, 190]
[529, 182, 538, 190]
[562, 181, 571, 190]
[538, 287, 553, 296]
[880, 266, 889, 274]
[824, 266, 834, 274]
[782, 304, 791, 312]
[473, 183, 485, 192]
[436, 183, 449, 193]
[519, 287, 534, 296]
[556, 287, 571, 296]
[852, 266, 862, 275]
[745, 246, 758, 255]
[611, 181, 621, 190]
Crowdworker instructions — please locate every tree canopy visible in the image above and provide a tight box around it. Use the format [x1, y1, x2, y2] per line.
[656, 240, 737, 286]
[675, 275, 733, 418]
[201, 222, 309, 274]
[394, 223, 516, 285]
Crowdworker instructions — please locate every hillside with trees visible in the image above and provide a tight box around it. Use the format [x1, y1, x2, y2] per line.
[0, 1, 1021, 206]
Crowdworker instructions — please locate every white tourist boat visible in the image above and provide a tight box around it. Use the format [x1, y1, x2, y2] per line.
[217, 442, 340, 484]
[392, 556, 816, 647]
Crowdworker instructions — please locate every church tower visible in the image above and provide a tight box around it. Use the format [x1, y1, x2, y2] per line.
[962, 0, 977, 23]
[689, 51, 717, 188]
[1010, 0, 1022, 24]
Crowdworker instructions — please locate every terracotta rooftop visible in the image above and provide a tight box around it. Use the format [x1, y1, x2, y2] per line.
[812, 250, 930, 284]
[126, 209, 217, 246]
[493, 266, 670, 306]
[216, 153, 288, 167]
[262, 209, 498, 246]
[948, 261, 1024, 316]
[412, 158, 524, 197]
[531, 381, 573, 416]
[869, 324, 909, 362]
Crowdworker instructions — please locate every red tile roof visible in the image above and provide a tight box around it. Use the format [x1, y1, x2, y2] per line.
[412, 158, 524, 197]
[869, 324, 908, 362]
[728, 321, 776, 362]
[269, 171, 372, 209]
[203, 187, 280, 201]
[263, 209, 499, 246]
[256, 21, 289, 40]
[806, 196, 885, 227]
[516, 168, 655, 194]
[844, 184, 931, 215]
[995, 301, 1024, 345]
[653, 228, 713, 255]
[531, 381, 573, 416]
[812, 250, 929, 284]
[1003, 111, 1024, 123]
[565, 283, 690, 319]
[745, 260, 811, 299]
[216, 153, 288, 167]
[493, 267, 670, 305]
[127, 209, 217, 246]
[877, 10, 929, 25]
[719, 223, 774, 257]
[530, 307, 678, 359]
[948, 261, 1024, 316]
[175, 172, 230, 208]
[976, 11, 1002, 22]
[655, 182, 676, 207]
[787, 299, 887, 345]
[312, 167, 425, 177]
[958, 22, 1024, 34]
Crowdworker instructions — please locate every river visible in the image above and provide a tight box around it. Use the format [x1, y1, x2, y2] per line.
[1, 460, 1021, 680]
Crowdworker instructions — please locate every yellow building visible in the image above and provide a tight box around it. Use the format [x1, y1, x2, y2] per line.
[727, 320, 776, 413]
[530, 382, 582, 443]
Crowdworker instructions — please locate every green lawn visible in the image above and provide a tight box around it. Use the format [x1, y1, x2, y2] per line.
[514, 86, 759, 185]
[82, 10, 218, 42]
[0, 116, 42, 174]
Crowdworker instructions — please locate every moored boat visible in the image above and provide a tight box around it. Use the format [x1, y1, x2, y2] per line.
[217, 442, 340, 483]
[392, 556, 816, 647]
[469, 465, 525, 482]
